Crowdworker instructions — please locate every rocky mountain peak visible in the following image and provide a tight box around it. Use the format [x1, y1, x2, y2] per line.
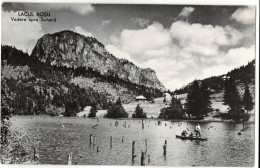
[31, 30, 166, 90]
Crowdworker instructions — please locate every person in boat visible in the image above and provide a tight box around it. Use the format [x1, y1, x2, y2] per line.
[195, 123, 201, 137]
[189, 132, 194, 137]
[181, 130, 188, 137]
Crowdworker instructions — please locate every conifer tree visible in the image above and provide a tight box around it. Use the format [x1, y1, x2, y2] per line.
[88, 104, 97, 118]
[159, 97, 184, 119]
[132, 104, 147, 118]
[242, 84, 254, 113]
[116, 97, 122, 106]
[200, 82, 212, 116]
[185, 80, 200, 118]
[64, 101, 77, 117]
[163, 97, 166, 103]
[185, 80, 211, 119]
[223, 77, 232, 106]
[104, 98, 128, 118]
[223, 77, 248, 122]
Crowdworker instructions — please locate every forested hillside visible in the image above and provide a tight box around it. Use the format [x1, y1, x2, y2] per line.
[174, 60, 255, 94]
[1, 45, 163, 116]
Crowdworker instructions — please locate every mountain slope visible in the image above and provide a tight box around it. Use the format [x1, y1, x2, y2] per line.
[174, 60, 255, 95]
[31, 30, 165, 90]
[1, 40, 165, 116]
[174, 60, 255, 121]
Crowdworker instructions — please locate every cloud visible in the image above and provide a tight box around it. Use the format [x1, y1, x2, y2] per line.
[102, 19, 112, 26]
[170, 21, 243, 56]
[231, 6, 255, 24]
[120, 22, 172, 55]
[2, 10, 44, 54]
[224, 45, 255, 66]
[141, 57, 188, 89]
[105, 45, 138, 65]
[108, 20, 252, 91]
[130, 18, 150, 28]
[201, 45, 255, 79]
[178, 7, 195, 18]
[72, 26, 93, 37]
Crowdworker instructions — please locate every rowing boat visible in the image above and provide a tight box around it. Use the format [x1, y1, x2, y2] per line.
[176, 135, 208, 141]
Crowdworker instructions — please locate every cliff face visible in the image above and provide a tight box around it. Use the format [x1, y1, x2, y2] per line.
[31, 30, 165, 90]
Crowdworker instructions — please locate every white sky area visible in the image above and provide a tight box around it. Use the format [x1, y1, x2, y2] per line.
[1, 4, 256, 91]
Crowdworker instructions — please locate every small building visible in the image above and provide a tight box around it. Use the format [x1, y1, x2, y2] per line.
[222, 75, 230, 81]
[135, 95, 147, 102]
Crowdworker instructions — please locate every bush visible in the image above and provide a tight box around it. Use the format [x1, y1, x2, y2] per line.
[1, 129, 38, 164]
[46, 105, 64, 116]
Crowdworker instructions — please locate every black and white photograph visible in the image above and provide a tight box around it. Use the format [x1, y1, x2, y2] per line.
[1, 1, 259, 167]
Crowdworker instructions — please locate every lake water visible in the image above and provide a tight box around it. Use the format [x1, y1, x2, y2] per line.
[10, 116, 255, 166]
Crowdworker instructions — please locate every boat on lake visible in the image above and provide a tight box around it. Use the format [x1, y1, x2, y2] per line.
[176, 135, 208, 141]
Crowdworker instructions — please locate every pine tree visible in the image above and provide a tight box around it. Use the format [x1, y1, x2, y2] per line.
[104, 98, 128, 118]
[242, 84, 254, 113]
[223, 78, 246, 122]
[223, 77, 232, 106]
[185, 80, 200, 118]
[199, 82, 212, 116]
[116, 97, 122, 106]
[163, 97, 166, 103]
[185, 80, 211, 119]
[132, 104, 147, 118]
[88, 104, 97, 118]
[185, 90, 193, 118]
[64, 101, 77, 117]
[228, 79, 241, 110]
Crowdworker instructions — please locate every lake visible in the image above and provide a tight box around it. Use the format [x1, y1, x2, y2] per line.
[9, 116, 254, 166]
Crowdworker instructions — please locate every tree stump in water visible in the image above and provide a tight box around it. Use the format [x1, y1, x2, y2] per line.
[132, 141, 136, 158]
[163, 140, 167, 156]
[67, 152, 72, 165]
[89, 134, 93, 144]
[110, 136, 112, 148]
[33, 147, 39, 161]
[141, 150, 145, 166]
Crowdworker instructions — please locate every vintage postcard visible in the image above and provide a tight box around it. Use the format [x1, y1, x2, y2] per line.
[1, 1, 259, 167]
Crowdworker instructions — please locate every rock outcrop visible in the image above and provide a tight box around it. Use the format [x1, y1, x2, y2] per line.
[31, 30, 165, 90]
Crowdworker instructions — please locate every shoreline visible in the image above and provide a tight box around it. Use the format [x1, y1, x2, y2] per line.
[10, 114, 255, 123]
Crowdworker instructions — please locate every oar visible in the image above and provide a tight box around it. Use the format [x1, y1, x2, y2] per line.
[241, 127, 249, 132]
[92, 124, 98, 129]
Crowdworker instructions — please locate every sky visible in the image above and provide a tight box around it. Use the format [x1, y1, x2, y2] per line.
[1, 3, 256, 91]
